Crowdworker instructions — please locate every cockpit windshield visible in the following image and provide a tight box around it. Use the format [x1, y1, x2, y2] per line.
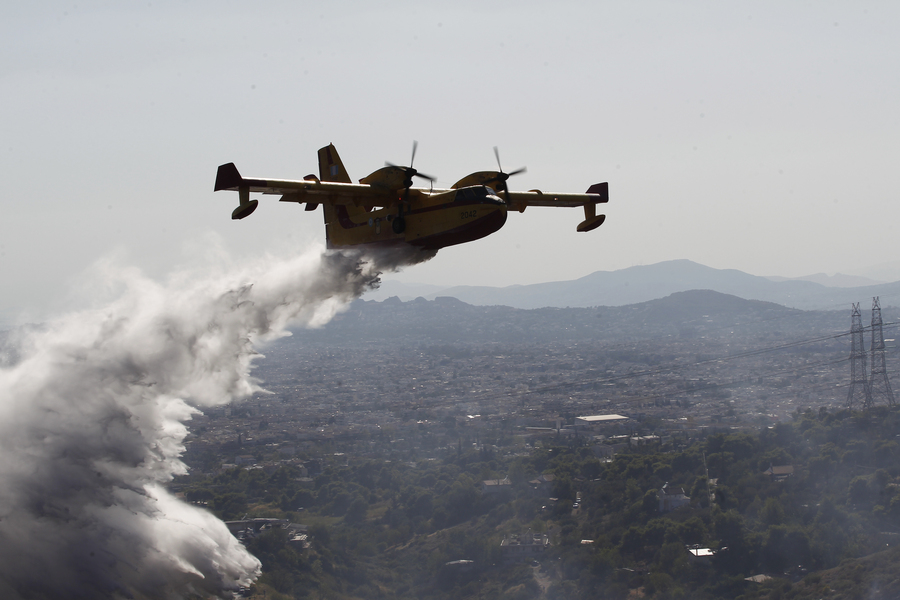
[454, 186, 503, 204]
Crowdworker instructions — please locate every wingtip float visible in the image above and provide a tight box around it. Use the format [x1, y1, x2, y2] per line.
[214, 144, 609, 251]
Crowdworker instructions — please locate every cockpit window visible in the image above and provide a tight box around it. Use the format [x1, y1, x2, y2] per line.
[455, 186, 501, 202]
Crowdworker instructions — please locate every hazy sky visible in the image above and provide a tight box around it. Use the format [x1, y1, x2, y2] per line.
[2, 1, 899, 321]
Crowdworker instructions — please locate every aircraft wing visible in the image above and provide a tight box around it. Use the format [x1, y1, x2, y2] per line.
[215, 162, 401, 219]
[505, 182, 609, 232]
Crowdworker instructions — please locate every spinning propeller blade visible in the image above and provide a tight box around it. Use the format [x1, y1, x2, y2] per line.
[385, 140, 436, 188]
[486, 146, 526, 198]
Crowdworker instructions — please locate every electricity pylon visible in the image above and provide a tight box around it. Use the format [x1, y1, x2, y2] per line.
[869, 296, 895, 407]
[848, 302, 872, 410]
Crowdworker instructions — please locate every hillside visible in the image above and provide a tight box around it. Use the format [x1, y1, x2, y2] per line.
[289, 289, 832, 346]
[173, 286, 900, 600]
[774, 545, 900, 599]
[180, 406, 900, 600]
[367, 260, 900, 311]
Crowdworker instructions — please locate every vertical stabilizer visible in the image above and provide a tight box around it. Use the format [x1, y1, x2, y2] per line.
[318, 144, 351, 248]
[318, 144, 352, 183]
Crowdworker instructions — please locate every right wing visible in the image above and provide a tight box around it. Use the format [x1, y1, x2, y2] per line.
[505, 182, 609, 232]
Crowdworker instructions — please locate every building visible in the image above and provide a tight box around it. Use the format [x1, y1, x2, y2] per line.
[481, 477, 511, 494]
[528, 473, 555, 496]
[687, 546, 715, 564]
[575, 414, 629, 432]
[659, 483, 690, 512]
[763, 465, 794, 480]
[630, 435, 660, 447]
[500, 531, 550, 562]
[225, 519, 308, 547]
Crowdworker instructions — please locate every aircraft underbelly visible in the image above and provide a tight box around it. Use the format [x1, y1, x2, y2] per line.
[408, 205, 507, 250]
[327, 201, 507, 250]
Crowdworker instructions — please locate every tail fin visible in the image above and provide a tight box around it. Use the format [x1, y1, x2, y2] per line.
[586, 182, 609, 202]
[317, 144, 352, 248]
[214, 162, 243, 191]
[577, 183, 608, 232]
[317, 144, 351, 183]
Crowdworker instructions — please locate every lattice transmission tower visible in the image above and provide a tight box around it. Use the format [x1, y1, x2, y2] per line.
[869, 296, 895, 407]
[847, 302, 871, 410]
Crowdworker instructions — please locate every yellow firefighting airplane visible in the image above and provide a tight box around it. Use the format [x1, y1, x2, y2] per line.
[214, 144, 608, 250]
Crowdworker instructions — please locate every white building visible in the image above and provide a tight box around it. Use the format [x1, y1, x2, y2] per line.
[576, 414, 629, 429]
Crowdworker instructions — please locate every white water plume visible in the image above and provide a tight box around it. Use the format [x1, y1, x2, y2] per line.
[0, 245, 433, 599]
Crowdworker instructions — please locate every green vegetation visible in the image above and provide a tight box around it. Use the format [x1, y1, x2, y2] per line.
[179, 406, 900, 599]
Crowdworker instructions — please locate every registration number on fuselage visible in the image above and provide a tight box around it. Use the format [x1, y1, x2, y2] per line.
[460, 210, 478, 220]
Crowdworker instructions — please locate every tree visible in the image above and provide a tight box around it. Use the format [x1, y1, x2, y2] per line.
[553, 475, 576, 502]
[760, 497, 785, 526]
[345, 496, 368, 523]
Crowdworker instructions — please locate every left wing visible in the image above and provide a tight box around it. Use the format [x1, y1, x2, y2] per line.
[214, 162, 399, 220]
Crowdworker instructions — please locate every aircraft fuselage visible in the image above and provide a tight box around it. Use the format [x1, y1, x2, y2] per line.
[325, 187, 507, 251]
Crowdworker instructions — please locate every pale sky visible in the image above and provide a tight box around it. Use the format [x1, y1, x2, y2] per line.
[2, 1, 899, 322]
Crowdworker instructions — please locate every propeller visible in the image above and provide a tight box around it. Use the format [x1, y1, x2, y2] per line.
[485, 146, 526, 198]
[385, 141, 436, 232]
[386, 140, 436, 189]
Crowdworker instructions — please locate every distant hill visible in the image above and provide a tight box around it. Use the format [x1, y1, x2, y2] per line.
[367, 260, 900, 311]
[622, 289, 797, 327]
[765, 272, 885, 288]
[290, 289, 843, 347]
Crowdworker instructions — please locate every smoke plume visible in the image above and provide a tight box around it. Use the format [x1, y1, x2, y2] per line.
[0, 245, 432, 599]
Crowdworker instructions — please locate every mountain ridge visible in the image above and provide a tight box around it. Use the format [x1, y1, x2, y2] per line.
[365, 259, 900, 310]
